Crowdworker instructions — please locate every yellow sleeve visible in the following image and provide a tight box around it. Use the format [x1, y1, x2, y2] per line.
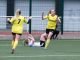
[9, 17, 15, 23]
[44, 15, 48, 19]
[24, 17, 28, 24]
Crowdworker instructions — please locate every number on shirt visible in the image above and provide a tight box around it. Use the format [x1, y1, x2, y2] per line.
[18, 19, 21, 24]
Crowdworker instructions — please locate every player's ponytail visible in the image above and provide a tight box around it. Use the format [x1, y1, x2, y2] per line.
[18, 10, 21, 15]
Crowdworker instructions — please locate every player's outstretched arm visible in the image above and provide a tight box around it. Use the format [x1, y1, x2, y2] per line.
[57, 16, 61, 23]
[7, 18, 11, 24]
[26, 16, 32, 24]
[42, 12, 48, 20]
[42, 12, 45, 20]
[29, 16, 32, 19]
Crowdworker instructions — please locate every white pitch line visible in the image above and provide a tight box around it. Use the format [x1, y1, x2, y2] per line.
[0, 55, 80, 58]
[0, 45, 23, 46]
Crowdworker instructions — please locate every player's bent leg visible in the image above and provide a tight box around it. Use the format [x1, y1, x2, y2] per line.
[51, 30, 57, 39]
[45, 32, 53, 49]
[54, 30, 59, 39]
[40, 33, 47, 47]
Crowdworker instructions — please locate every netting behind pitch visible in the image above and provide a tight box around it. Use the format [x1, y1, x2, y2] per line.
[0, 0, 80, 40]
[0, 16, 80, 40]
[32, 16, 80, 39]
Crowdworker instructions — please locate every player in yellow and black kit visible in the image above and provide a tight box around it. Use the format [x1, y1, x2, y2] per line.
[42, 9, 60, 49]
[8, 9, 30, 54]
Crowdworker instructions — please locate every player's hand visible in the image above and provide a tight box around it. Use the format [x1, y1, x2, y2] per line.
[42, 12, 44, 16]
[58, 16, 61, 19]
[7, 18, 11, 24]
[7, 18, 10, 21]
[42, 12, 44, 20]
[58, 16, 61, 23]
[29, 16, 32, 19]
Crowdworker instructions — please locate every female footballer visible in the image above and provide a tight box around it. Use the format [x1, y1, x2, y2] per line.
[8, 9, 31, 54]
[42, 9, 60, 49]
[24, 34, 45, 47]
[24, 33, 46, 47]
[24, 34, 35, 46]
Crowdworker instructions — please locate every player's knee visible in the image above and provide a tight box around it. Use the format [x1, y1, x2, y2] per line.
[40, 33, 47, 41]
[15, 34, 21, 40]
[48, 32, 53, 39]
[40, 36, 45, 41]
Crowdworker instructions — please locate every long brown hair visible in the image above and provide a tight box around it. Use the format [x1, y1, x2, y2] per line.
[47, 10, 51, 16]
[47, 9, 56, 15]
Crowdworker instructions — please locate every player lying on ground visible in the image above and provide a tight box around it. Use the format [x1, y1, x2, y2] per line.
[24, 32, 58, 47]
[24, 34, 35, 47]
[24, 34, 46, 47]
[42, 9, 61, 49]
[7, 9, 32, 54]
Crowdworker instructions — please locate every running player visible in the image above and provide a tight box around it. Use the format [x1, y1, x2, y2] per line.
[7, 9, 31, 54]
[42, 9, 60, 49]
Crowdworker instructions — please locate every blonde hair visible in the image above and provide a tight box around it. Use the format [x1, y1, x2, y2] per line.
[15, 9, 21, 17]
